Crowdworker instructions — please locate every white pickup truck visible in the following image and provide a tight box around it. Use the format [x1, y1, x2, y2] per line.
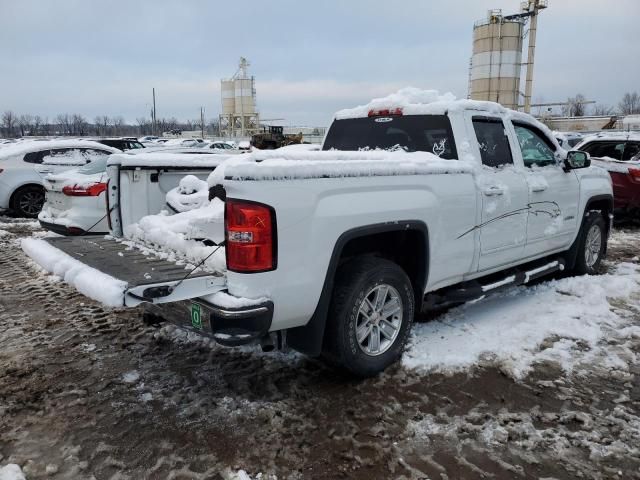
[24, 91, 613, 376]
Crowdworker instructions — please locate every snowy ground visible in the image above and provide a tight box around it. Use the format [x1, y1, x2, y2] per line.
[1, 216, 640, 479]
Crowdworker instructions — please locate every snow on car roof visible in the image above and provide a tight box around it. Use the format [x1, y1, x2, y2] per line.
[0, 139, 119, 158]
[108, 151, 234, 168]
[577, 131, 640, 145]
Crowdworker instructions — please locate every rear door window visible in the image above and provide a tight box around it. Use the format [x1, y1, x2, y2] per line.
[472, 117, 513, 167]
[23, 150, 49, 164]
[581, 141, 628, 160]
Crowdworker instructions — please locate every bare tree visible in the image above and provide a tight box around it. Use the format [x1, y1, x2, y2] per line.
[2, 110, 16, 137]
[71, 114, 88, 136]
[592, 104, 615, 116]
[136, 117, 151, 136]
[111, 116, 125, 136]
[17, 114, 34, 137]
[33, 115, 43, 136]
[56, 114, 72, 135]
[562, 94, 587, 117]
[619, 92, 640, 115]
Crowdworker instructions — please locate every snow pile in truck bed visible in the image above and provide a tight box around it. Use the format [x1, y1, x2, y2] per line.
[208, 149, 473, 183]
[166, 174, 210, 213]
[404, 262, 640, 379]
[21, 237, 126, 307]
[123, 198, 225, 272]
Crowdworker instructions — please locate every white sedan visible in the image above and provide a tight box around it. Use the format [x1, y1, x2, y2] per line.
[38, 154, 114, 235]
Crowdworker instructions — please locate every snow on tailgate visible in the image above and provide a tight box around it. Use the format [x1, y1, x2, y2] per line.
[21, 237, 126, 307]
[209, 149, 473, 183]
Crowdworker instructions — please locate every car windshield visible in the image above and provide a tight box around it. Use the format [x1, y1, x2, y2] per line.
[322, 114, 458, 159]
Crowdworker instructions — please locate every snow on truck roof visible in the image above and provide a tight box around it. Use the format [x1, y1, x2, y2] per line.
[335, 87, 527, 120]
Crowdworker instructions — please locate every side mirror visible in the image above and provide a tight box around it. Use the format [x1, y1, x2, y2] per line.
[564, 150, 590, 171]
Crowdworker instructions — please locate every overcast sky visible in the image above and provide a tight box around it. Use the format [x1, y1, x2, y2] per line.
[0, 0, 638, 126]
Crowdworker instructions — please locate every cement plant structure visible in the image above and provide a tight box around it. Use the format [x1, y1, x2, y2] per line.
[219, 57, 259, 137]
[469, 0, 548, 112]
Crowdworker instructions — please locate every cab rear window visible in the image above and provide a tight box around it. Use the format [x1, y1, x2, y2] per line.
[322, 115, 457, 159]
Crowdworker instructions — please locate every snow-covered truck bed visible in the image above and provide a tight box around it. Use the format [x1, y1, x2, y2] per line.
[23, 235, 225, 307]
[24, 88, 614, 376]
[106, 150, 232, 236]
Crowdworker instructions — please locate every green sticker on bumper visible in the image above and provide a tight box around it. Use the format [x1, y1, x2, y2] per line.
[191, 303, 202, 329]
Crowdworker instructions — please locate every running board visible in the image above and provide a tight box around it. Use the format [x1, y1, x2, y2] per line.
[424, 259, 565, 310]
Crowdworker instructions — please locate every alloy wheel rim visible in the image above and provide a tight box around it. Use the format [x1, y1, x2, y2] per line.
[19, 191, 44, 216]
[355, 284, 403, 356]
[585, 224, 602, 268]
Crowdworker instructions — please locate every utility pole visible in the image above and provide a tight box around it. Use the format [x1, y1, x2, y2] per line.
[523, 1, 547, 113]
[152, 88, 157, 135]
[200, 107, 205, 139]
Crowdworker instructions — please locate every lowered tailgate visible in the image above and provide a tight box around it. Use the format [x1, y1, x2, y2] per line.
[23, 235, 225, 307]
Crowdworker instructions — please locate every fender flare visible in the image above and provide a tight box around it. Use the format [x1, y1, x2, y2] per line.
[286, 220, 429, 356]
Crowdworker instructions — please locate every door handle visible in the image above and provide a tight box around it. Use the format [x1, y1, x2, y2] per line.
[483, 186, 505, 196]
[531, 185, 547, 192]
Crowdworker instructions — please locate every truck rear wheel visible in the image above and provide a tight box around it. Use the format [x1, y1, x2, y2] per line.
[323, 257, 415, 377]
[572, 212, 607, 275]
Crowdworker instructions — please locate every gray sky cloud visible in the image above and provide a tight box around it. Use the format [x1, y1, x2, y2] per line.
[0, 0, 638, 126]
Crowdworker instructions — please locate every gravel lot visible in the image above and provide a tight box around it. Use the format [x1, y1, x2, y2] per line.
[1, 216, 639, 480]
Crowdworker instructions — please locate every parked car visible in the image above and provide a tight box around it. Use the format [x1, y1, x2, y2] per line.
[208, 141, 235, 151]
[38, 154, 114, 235]
[0, 139, 119, 217]
[90, 137, 145, 151]
[160, 138, 202, 148]
[553, 131, 584, 149]
[575, 132, 640, 215]
[25, 93, 612, 376]
[139, 136, 160, 142]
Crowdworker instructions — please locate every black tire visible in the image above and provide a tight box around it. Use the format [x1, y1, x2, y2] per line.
[10, 185, 45, 218]
[572, 212, 607, 275]
[323, 256, 415, 377]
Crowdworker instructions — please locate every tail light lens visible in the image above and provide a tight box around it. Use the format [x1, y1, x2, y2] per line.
[62, 182, 107, 197]
[225, 199, 276, 272]
[628, 168, 640, 182]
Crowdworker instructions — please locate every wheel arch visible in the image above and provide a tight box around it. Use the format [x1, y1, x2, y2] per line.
[286, 220, 429, 356]
[9, 182, 46, 206]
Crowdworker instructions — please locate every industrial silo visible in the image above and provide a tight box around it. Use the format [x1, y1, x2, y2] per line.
[219, 57, 259, 137]
[234, 77, 256, 116]
[221, 80, 236, 115]
[469, 10, 524, 110]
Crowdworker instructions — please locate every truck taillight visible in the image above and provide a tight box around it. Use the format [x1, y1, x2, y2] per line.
[62, 182, 107, 197]
[225, 199, 276, 273]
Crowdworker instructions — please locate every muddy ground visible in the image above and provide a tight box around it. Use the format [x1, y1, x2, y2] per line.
[1, 216, 639, 480]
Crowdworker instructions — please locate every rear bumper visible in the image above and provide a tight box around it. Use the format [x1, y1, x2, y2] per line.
[144, 295, 274, 346]
[39, 219, 107, 236]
